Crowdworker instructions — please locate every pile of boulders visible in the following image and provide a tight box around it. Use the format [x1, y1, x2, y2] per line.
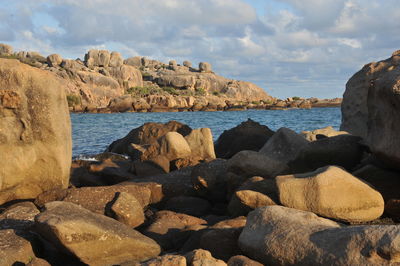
[1, 48, 400, 266]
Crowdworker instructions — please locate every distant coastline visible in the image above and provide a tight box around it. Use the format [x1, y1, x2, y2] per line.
[0, 43, 341, 114]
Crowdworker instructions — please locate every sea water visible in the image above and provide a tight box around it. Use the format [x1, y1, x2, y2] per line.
[71, 107, 341, 158]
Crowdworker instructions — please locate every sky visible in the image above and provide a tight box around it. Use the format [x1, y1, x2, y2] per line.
[0, 0, 399, 99]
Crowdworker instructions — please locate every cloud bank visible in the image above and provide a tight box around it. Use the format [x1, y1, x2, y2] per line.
[1, 0, 399, 98]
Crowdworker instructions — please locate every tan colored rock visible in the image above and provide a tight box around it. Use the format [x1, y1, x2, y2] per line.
[108, 64, 143, 88]
[144, 210, 207, 250]
[160, 132, 192, 161]
[0, 229, 36, 266]
[0, 201, 40, 230]
[185, 128, 216, 160]
[341, 51, 400, 168]
[183, 60, 192, 68]
[35, 201, 160, 265]
[301, 126, 348, 141]
[107, 121, 192, 155]
[84, 49, 111, 68]
[186, 249, 227, 266]
[0, 59, 71, 205]
[110, 51, 124, 67]
[124, 56, 142, 67]
[47, 54, 62, 67]
[109, 192, 145, 228]
[140, 255, 186, 266]
[239, 206, 400, 265]
[0, 43, 13, 55]
[199, 62, 212, 72]
[277, 166, 385, 222]
[228, 177, 278, 216]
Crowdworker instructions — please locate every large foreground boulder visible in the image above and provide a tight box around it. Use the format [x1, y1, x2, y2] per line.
[341, 51, 400, 169]
[35, 201, 161, 265]
[0, 58, 71, 205]
[239, 206, 400, 265]
[276, 166, 384, 222]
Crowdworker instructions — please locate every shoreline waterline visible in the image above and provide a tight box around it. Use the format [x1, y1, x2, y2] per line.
[71, 107, 341, 158]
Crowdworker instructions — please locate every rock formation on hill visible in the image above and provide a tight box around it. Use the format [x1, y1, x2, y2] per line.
[341, 50, 400, 169]
[0, 43, 341, 113]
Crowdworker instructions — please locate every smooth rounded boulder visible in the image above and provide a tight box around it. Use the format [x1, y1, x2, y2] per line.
[0, 59, 71, 205]
[276, 166, 384, 222]
[239, 206, 400, 265]
[35, 201, 160, 265]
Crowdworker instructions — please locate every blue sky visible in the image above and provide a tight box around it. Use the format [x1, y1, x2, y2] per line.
[1, 0, 399, 99]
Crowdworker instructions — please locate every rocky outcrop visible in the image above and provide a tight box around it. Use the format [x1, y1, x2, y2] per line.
[35, 201, 161, 265]
[301, 126, 348, 141]
[239, 206, 400, 265]
[0, 59, 71, 205]
[341, 50, 400, 168]
[277, 166, 384, 222]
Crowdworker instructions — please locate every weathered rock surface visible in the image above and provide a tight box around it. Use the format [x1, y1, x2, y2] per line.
[301, 126, 348, 141]
[0, 43, 13, 55]
[227, 150, 288, 179]
[259, 127, 309, 163]
[185, 249, 227, 266]
[143, 210, 206, 251]
[341, 51, 400, 169]
[107, 121, 192, 156]
[108, 191, 145, 228]
[215, 119, 274, 159]
[0, 229, 37, 265]
[277, 166, 384, 222]
[0, 201, 40, 230]
[139, 254, 186, 266]
[0, 58, 71, 205]
[227, 255, 263, 266]
[228, 176, 278, 216]
[239, 206, 400, 265]
[35, 201, 161, 265]
[288, 134, 363, 173]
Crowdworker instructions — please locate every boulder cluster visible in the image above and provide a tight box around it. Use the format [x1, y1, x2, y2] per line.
[1, 48, 399, 265]
[0, 43, 340, 114]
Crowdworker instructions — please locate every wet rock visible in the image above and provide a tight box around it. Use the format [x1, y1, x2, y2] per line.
[239, 206, 400, 265]
[215, 119, 274, 159]
[277, 166, 384, 222]
[35, 201, 160, 265]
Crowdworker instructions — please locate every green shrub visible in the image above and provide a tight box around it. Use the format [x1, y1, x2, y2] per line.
[212, 91, 220, 96]
[195, 87, 206, 96]
[0, 54, 18, 60]
[251, 101, 260, 105]
[292, 96, 301, 101]
[162, 86, 179, 96]
[66, 94, 81, 107]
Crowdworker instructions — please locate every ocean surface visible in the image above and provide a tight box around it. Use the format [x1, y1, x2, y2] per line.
[71, 107, 341, 158]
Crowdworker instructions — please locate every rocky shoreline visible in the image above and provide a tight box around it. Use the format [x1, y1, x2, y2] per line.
[1, 48, 399, 265]
[0, 43, 341, 114]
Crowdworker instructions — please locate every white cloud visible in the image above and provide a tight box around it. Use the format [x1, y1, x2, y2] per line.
[0, 0, 399, 98]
